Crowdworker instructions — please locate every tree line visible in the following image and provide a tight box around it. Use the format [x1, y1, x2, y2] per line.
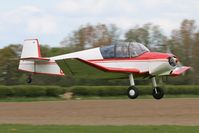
[0, 19, 198, 86]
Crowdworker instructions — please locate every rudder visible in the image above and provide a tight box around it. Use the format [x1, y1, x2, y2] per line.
[21, 39, 41, 59]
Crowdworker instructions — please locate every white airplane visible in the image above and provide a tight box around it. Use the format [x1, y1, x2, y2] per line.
[19, 39, 190, 99]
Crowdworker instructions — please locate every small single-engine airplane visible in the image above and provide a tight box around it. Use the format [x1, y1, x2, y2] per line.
[18, 39, 190, 99]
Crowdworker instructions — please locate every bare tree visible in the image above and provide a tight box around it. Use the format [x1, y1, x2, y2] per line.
[125, 23, 166, 51]
[60, 24, 120, 51]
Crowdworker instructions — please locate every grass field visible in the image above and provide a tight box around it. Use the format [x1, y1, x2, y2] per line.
[0, 125, 199, 133]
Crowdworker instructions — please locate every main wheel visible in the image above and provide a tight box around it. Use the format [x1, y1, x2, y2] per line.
[152, 87, 164, 99]
[127, 86, 139, 99]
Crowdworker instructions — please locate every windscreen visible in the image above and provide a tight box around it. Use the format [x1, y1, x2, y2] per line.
[129, 42, 150, 57]
[100, 42, 149, 58]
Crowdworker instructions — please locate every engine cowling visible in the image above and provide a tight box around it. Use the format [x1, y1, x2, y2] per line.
[149, 56, 177, 75]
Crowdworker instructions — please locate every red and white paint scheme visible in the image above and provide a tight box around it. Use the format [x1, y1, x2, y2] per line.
[19, 39, 190, 99]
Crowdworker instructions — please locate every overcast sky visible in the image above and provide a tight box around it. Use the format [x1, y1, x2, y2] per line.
[0, 0, 199, 48]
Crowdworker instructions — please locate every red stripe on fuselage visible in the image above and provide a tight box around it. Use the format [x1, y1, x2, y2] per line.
[84, 52, 171, 73]
[77, 58, 141, 73]
[89, 52, 171, 62]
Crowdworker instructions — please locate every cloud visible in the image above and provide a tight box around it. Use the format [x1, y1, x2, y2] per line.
[0, 4, 61, 47]
[27, 15, 58, 35]
[1, 0, 199, 48]
[0, 5, 41, 25]
[0, 5, 58, 35]
[52, 0, 199, 39]
[138, 0, 174, 8]
[21, 5, 41, 13]
[56, 0, 101, 15]
[56, 0, 136, 16]
[56, 0, 80, 13]
[54, 0, 140, 32]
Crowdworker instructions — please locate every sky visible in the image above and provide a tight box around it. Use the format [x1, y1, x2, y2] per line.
[0, 0, 199, 48]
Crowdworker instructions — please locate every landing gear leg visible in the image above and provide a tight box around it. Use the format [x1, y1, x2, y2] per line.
[151, 77, 164, 99]
[127, 73, 139, 99]
[26, 74, 32, 84]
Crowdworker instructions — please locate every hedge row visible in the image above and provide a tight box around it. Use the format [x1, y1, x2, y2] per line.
[70, 85, 199, 96]
[0, 85, 66, 98]
[1, 85, 199, 98]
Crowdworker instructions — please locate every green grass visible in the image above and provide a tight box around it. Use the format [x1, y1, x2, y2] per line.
[0, 97, 64, 102]
[0, 125, 199, 133]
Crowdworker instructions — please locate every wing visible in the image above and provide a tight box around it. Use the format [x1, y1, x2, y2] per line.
[55, 58, 139, 79]
[171, 66, 191, 76]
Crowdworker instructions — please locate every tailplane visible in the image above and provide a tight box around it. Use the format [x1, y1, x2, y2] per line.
[18, 39, 64, 78]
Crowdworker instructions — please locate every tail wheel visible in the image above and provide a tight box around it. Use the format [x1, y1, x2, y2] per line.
[127, 86, 139, 99]
[26, 75, 32, 84]
[152, 87, 164, 99]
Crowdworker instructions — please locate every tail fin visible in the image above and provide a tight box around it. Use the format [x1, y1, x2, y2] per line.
[20, 39, 42, 59]
[18, 39, 64, 76]
[19, 39, 44, 73]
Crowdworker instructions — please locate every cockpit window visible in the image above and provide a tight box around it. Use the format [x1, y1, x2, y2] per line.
[100, 42, 149, 59]
[115, 42, 129, 58]
[129, 42, 149, 57]
[100, 45, 115, 58]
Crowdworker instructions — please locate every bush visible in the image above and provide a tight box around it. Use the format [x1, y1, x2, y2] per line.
[45, 86, 66, 97]
[0, 85, 67, 98]
[0, 85, 199, 98]
[165, 85, 199, 95]
[11, 86, 46, 97]
[71, 86, 127, 96]
[71, 86, 156, 96]
[70, 85, 199, 96]
[0, 86, 13, 98]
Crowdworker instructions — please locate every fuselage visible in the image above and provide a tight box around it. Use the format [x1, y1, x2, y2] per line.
[50, 46, 176, 76]
[19, 40, 181, 77]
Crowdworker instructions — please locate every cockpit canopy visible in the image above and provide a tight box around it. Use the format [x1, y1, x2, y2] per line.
[100, 42, 150, 58]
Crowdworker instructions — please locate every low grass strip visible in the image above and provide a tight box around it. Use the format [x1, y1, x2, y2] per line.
[0, 125, 199, 133]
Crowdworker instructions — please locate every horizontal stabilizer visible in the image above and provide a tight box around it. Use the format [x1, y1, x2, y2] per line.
[20, 57, 50, 62]
[19, 39, 63, 76]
